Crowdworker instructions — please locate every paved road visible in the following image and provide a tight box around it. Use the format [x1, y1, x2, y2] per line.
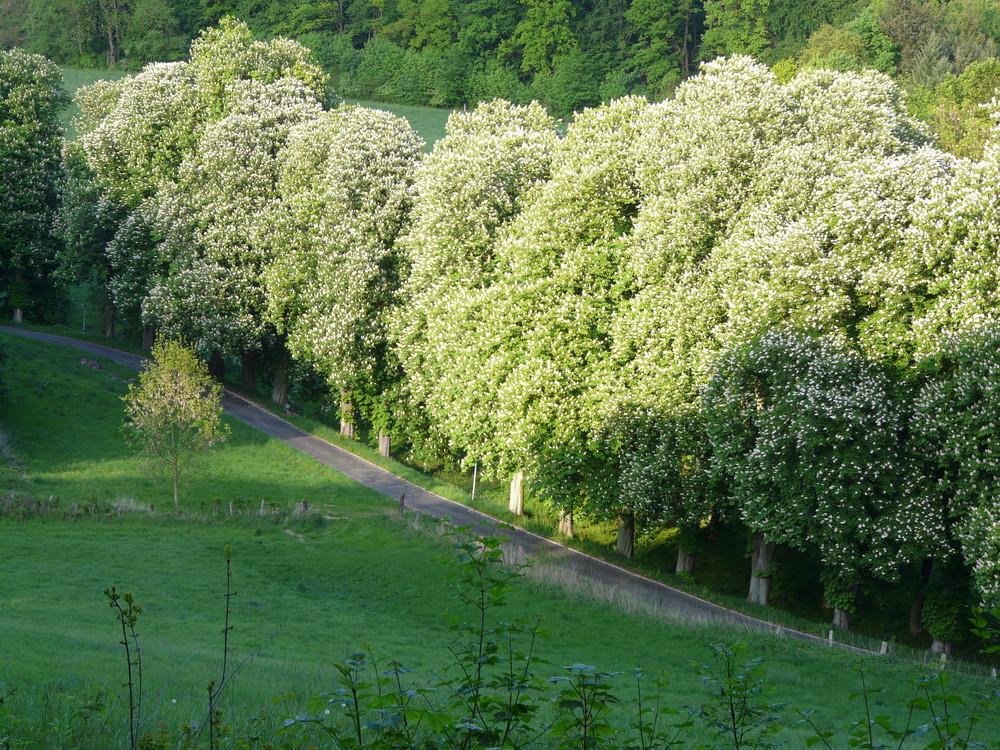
[4, 326, 866, 649]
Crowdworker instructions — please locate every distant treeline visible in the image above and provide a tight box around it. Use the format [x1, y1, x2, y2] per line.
[3, 0, 1000, 124]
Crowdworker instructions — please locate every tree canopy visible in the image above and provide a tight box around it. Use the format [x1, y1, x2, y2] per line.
[0, 48, 68, 322]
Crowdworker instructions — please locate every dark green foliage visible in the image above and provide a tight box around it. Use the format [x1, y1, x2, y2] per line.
[0, 48, 69, 323]
[123, 0, 188, 68]
[627, 0, 700, 92]
[927, 57, 1000, 157]
[704, 331, 924, 617]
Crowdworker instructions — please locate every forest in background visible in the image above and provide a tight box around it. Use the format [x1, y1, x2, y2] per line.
[3, 0, 1000, 152]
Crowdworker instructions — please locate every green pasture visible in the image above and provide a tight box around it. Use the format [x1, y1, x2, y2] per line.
[60, 67, 128, 139]
[2, 332, 999, 747]
[343, 98, 453, 149]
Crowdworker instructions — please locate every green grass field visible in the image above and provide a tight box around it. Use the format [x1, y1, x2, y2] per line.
[60, 67, 128, 139]
[343, 98, 453, 149]
[2, 331, 999, 748]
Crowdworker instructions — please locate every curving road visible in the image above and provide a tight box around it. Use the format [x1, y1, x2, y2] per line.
[3, 326, 869, 650]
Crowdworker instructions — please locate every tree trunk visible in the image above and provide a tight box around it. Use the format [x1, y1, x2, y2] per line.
[909, 592, 926, 637]
[339, 388, 355, 438]
[910, 558, 933, 636]
[102, 300, 116, 338]
[676, 549, 696, 575]
[271, 362, 288, 405]
[558, 508, 573, 537]
[172, 465, 180, 516]
[616, 509, 635, 559]
[240, 350, 257, 392]
[208, 350, 224, 380]
[11, 267, 24, 323]
[833, 607, 852, 631]
[748, 533, 775, 606]
[142, 326, 155, 349]
[378, 431, 391, 458]
[931, 639, 952, 656]
[508, 471, 524, 516]
[106, 27, 116, 65]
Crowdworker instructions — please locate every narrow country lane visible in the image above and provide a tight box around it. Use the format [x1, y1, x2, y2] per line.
[3, 326, 869, 651]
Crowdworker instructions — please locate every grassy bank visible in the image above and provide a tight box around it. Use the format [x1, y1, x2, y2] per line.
[12, 318, 983, 658]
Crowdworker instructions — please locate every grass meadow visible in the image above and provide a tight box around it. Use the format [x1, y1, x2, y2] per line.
[342, 98, 453, 149]
[2, 331, 1000, 747]
[60, 68, 129, 139]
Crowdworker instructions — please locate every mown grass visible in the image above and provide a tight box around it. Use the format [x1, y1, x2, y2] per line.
[60, 67, 128, 139]
[4, 312, 976, 660]
[341, 98, 453, 149]
[2, 331, 999, 747]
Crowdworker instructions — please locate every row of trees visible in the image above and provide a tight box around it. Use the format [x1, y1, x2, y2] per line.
[5, 24, 1000, 641]
[388, 55, 1000, 641]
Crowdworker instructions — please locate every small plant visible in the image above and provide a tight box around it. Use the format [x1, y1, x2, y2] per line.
[281, 647, 435, 748]
[207, 544, 237, 750]
[280, 524, 548, 749]
[625, 669, 689, 750]
[694, 642, 782, 750]
[439, 525, 546, 749]
[970, 606, 1000, 671]
[0, 686, 29, 749]
[548, 664, 621, 749]
[797, 664, 1000, 750]
[48, 688, 110, 749]
[105, 586, 143, 750]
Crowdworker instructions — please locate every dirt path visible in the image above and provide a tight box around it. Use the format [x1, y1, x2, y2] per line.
[3, 326, 867, 650]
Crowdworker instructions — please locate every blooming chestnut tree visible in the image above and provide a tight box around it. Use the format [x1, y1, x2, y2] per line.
[70, 19, 327, 395]
[481, 96, 669, 539]
[0, 48, 69, 323]
[264, 104, 423, 437]
[476, 97, 648, 479]
[577, 406, 712, 563]
[703, 330, 930, 625]
[55, 144, 130, 337]
[142, 76, 323, 357]
[612, 59, 933, 417]
[391, 99, 559, 468]
[899, 123, 1000, 360]
[78, 19, 326, 210]
[911, 324, 1000, 609]
[78, 61, 200, 208]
